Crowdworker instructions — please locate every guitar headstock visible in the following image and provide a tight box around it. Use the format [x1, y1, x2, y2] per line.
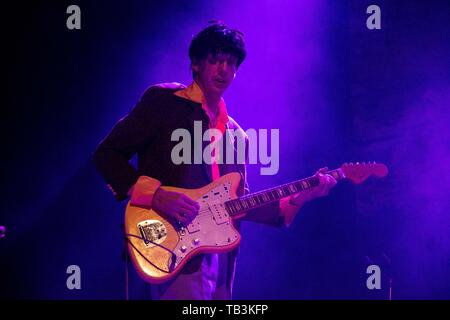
[341, 162, 388, 184]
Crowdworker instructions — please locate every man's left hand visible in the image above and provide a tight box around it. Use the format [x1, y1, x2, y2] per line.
[290, 167, 337, 205]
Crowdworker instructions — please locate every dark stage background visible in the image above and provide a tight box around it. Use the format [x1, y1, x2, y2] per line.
[1, 0, 449, 299]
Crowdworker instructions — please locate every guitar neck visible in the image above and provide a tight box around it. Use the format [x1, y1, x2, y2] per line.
[224, 168, 346, 217]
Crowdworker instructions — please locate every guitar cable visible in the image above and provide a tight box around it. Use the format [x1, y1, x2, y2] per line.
[124, 240, 129, 300]
[124, 233, 177, 273]
[122, 232, 178, 300]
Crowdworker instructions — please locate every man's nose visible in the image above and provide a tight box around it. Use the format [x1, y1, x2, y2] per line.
[218, 61, 231, 74]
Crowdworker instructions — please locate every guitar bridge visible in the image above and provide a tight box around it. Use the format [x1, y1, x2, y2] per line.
[137, 220, 168, 248]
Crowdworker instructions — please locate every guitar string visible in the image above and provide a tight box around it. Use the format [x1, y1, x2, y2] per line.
[162, 172, 330, 223]
[191, 185, 308, 218]
[193, 183, 309, 217]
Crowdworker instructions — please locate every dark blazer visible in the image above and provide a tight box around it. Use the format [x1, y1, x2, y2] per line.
[92, 84, 284, 292]
[93, 84, 284, 227]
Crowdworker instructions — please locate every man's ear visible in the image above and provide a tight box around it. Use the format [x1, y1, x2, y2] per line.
[191, 60, 200, 73]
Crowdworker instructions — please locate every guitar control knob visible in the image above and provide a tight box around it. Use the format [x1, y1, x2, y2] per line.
[181, 245, 187, 252]
[193, 238, 200, 245]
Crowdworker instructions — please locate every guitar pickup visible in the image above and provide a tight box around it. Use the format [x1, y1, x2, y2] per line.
[187, 220, 201, 233]
[211, 203, 228, 225]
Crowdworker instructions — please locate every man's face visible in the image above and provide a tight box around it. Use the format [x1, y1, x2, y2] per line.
[193, 52, 238, 96]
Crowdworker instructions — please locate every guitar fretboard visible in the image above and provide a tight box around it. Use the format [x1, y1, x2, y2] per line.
[224, 168, 344, 216]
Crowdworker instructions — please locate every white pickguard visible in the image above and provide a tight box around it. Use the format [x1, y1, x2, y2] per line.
[171, 182, 239, 267]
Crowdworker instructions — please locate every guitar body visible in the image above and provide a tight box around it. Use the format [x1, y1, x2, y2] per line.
[124, 172, 242, 284]
[123, 161, 388, 285]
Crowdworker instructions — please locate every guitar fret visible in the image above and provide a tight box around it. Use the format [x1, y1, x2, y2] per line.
[231, 201, 238, 213]
[225, 201, 234, 214]
[277, 188, 283, 197]
[260, 194, 265, 204]
[288, 184, 297, 193]
[235, 201, 242, 211]
[257, 194, 263, 204]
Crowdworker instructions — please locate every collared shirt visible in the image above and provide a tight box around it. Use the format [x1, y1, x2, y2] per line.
[175, 81, 228, 181]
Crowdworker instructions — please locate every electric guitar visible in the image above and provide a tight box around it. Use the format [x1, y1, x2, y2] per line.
[124, 162, 388, 284]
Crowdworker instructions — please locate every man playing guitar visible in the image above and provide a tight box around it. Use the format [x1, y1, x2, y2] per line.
[93, 22, 337, 299]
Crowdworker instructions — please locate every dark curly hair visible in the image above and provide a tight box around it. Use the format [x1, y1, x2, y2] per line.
[189, 21, 246, 78]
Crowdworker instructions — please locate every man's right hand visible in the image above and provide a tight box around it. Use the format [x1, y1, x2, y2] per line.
[152, 188, 200, 225]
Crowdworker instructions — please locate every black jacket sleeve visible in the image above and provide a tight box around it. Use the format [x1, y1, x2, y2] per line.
[92, 86, 163, 201]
